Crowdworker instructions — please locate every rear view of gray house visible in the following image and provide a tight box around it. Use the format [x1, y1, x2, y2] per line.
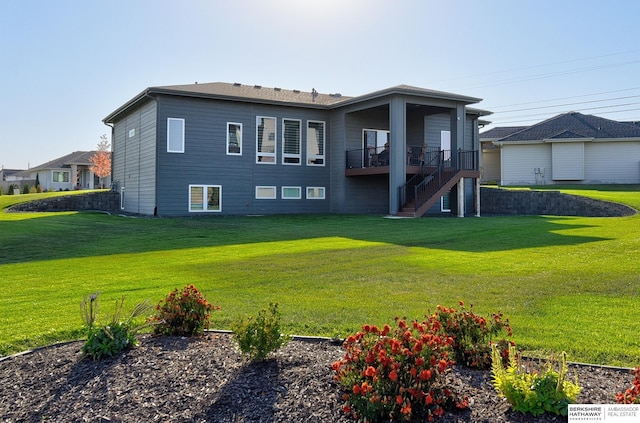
[103, 82, 489, 217]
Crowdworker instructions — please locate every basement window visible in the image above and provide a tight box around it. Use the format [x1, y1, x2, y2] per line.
[189, 185, 221, 212]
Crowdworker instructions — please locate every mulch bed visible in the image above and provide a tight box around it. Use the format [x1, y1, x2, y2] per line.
[0, 333, 634, 422]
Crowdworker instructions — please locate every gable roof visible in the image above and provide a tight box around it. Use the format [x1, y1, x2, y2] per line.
[496, 112, 640, 142]
[104, 82, 487, 124]
[27, 151, 98, 172]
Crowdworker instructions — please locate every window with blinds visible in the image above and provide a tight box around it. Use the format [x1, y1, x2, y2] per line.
[282, 119, 301, 165]
[189, 185, 222, 212]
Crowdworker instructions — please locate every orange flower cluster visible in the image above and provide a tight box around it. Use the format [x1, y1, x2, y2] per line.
[616, 367, 640, 404]
[150, 284, 219, 336]
[428, 302, 513, 369]
[332, 317, 468, 422]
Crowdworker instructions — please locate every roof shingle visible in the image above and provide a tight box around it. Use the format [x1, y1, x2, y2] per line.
[497, 112, 640, 142]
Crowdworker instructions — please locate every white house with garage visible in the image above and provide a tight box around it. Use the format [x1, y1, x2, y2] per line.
[480, 112, 640, 185]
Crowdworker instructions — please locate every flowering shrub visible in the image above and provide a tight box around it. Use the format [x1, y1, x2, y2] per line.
[616, 367, 640, 404]
[332, 317, 468, 422]
[151, 284, 219, 336]
[491, 344, 581, 416]
[231, 302, 288, 361]
[81, 293, 152, 360]
[429, 301, 513, 369]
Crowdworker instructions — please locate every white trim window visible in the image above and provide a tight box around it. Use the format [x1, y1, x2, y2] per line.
[307, 121, 325, 166]
[52, 170, 70, 183]
[189, 185, 222, 212]
[167, 118, 185, 153]
[227, 122, 242, 155]
[281, 186, 301, 199]
[256, 116, 276, 163]
[306, 186, 325, 199]
[282, 118, 301, 165]
[441, 190, 451, 212]
[255, 186, 277, 199]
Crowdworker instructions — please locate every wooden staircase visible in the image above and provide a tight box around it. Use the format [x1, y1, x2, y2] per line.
[395, 149, 479, 218]
[395, 168, 464, 218]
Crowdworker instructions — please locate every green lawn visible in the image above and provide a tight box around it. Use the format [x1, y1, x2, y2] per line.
[1, 186, 639, 366]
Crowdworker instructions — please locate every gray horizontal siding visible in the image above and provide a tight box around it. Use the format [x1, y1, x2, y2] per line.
[155, 96, 332, 216]
[111, 100, 157, 214]
[138, 101, 157, 214]
[424, 113, 450, 150]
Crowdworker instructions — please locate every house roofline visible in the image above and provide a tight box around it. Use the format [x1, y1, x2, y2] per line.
[494, 136, 640, 146]
[333, 84, 483, 108]
[103, 88, 154, 124]
[104, 83, 487, 124]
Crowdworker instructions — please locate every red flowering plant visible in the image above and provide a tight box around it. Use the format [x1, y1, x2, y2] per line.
[332, 317, 468, 422]
[428, 301, 513, 369]
[150, 284, 219, 336]
[616, 367, 640, 404]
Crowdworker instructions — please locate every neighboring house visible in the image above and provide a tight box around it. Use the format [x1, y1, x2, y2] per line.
[1, 168, 27, 182]
[20, 151, 110, 191]
[480, 112, 640, 185]
[103, 82, 490, 217]
[0, 168, 28, 193]
[479, 126, 526, 184]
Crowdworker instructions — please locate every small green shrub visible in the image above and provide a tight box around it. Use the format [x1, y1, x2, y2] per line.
[80, 293, 152, 360]
[22, 184, 30, 194]
[491, 344, 581, 416]
[7, 184, 13, 195]
[151, 284, 218, 336]
[231, 302, 288, 361]
[429, 301, 513, 369]
[333, 317, 467, 422]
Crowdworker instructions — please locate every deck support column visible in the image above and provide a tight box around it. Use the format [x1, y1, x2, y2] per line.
[475, 178, 481, 217]
[457, 177, 465, 217]
[389, 97, 406, 215]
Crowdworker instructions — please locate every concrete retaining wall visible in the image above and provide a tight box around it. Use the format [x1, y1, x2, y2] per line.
[480, 187, 636, 217]
[7, 191, 120, 214]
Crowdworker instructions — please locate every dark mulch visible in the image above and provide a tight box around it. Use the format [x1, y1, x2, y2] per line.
[0, 333, 634, 422]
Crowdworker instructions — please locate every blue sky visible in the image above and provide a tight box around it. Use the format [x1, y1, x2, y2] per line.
[2, 0, 640, 169]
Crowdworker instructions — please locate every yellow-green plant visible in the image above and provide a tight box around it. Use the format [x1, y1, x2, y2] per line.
[231, 303, 288, 361]
[491, 344, 581, 416]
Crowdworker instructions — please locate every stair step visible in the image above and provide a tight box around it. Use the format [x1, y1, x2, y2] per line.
[395, 211, 415, 218]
